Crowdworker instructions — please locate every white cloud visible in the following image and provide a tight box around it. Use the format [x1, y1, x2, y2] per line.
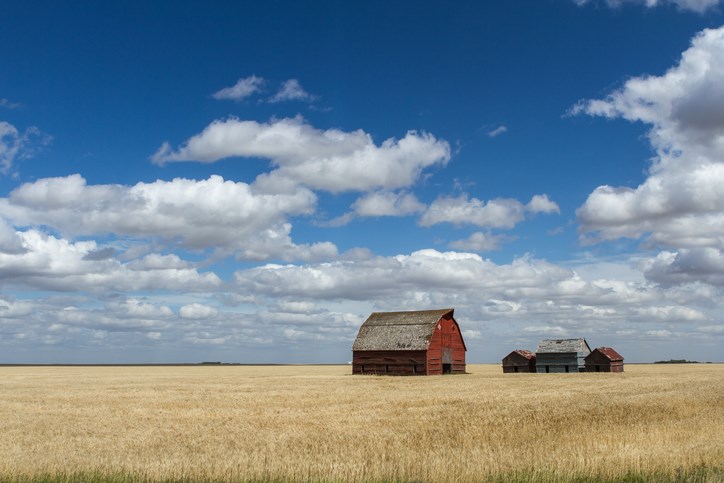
[523, 326, 568, 336]
[487, 125, 508, 138]
[527, 194, 561, 214]
[179, 303, 219, 319]
[575, 27, 724, 251]
[229, 247, 723, 357]
[1, 122, 51, 174]
[420, 193, 558, 228]
[151, 116, 450, 193]
[420, 195, 526, 228]
[642, 248, 724, 286]
[0, 99, 21, 109]
[0, 174, 326, 260]
[449, 232, 509, 252]
[573, 0, 722, 12]
[212, 75, 264, 101]
[0, 229, 221, 292]
[352, 191, 425, 217]
[0, 217, 25, 254]
[110, 299, 174, 319]
[269, 79, 313, 103]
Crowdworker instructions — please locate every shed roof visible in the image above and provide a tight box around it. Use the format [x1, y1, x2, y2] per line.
[506, 349, 536, 360]
[588, 347, 624, 362]
[352, 309, 453, 351]
[536, 338, 591, 354]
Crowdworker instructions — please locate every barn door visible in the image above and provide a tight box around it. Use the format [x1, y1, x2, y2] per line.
[442, 328, 453, 374]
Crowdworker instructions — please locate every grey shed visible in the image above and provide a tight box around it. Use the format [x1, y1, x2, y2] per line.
[535, 338, 591, 373]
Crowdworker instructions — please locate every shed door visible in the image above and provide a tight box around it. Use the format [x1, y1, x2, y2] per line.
[442, 347, 453, 364]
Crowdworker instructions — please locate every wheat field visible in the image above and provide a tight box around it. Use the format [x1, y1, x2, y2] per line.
[0, 364, 722, 482]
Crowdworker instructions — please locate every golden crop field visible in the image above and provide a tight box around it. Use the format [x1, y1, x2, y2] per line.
[0, 364, 722, 482]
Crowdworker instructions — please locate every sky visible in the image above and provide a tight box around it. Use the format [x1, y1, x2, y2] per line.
[1, 0, 724, 364]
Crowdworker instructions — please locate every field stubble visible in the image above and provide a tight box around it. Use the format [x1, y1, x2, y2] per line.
[0, 364, 722, 482]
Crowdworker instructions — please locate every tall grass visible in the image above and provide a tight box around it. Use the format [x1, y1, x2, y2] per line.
[0, 364, 721, 482]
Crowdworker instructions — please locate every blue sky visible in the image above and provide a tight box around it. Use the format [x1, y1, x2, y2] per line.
[1, 0, 723, 363]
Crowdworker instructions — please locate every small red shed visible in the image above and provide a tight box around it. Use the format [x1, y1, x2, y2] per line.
[502, 350, 536, 373]
[352, 308, 466, 375]
[585, 347, 624, 373]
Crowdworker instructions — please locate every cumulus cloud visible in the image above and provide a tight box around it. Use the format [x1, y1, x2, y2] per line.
[449, 232, 510, 252]
[232, 249, 720, 342]
[527, 194, 561, 214]
[420, 195, 526, 228]
[642, 248, 724, 286]
[151, 116, 450, 193]
[321, 191, 426, 227]
[352, 191, 425, 217]
[269, 79, 314, 103]
[0, 229, 221, 292]
[212, 75, 264, 101]
[179, 303, 219, 319]
[420, 193, 559, 228]
[575, 27, 724, 253]
[0, 174, 327, 260]
[0, 217, 25, 254]
[573, 0, 722, 12]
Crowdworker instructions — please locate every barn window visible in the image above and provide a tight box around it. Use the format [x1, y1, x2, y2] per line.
[385, 364, 389, 373]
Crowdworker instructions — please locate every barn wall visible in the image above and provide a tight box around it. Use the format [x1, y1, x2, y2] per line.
[352, 350, 428, 375]
[427, 315, 466, 374]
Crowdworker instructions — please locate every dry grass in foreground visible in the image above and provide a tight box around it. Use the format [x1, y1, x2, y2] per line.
[0, 364, 722, 482]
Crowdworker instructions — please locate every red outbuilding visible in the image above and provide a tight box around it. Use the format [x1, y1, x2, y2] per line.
[352, 308, 466, 375]
[502, 349, 536, 373]
[585, 347, 624, 373]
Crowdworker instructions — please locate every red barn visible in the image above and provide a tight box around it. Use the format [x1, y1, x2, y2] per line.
[352, 308, 466, 375]
[502, 350, 536, 373]
[585, 347, 624, 373]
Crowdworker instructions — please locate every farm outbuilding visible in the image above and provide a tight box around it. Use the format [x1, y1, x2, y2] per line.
[585, 347, 624, 373]
[352, 308, 466, 375]
[502, 350, 536, 373]
[535, 338, 591, 373]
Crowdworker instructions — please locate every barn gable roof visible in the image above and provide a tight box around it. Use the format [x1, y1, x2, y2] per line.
[587, 347, 623, 362]
[536, 338, 591, 354]
[352, 309, 454, 351]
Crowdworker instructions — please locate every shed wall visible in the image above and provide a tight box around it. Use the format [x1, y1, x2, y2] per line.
[584, 350, 624, 373]
[536, 352, 580, 373]
[502, 352, 536, 373]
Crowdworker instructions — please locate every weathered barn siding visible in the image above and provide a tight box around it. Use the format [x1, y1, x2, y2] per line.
[585, 347, 624, 373]
[352, 309, 466, 375]
[535, 339, 591, 373]
[502, 350, 536, 373]
[351, 350, 428, 375]
[426, 313, 466, 374]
